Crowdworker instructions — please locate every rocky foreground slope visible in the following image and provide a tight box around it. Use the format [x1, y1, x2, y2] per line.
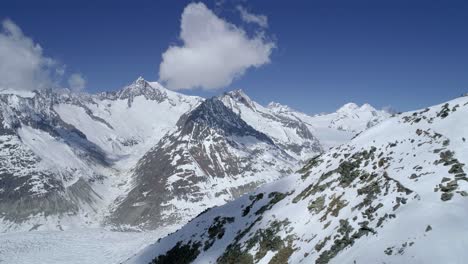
[128, 95, 468, 264]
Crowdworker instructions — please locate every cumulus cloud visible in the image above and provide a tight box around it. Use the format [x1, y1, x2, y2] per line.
[0, 19, 59, 91]
[68, 73, 86, 92]
[0, 19, 84, 92]
[159, 2, 275, 90]
[237, 5, 268, 28]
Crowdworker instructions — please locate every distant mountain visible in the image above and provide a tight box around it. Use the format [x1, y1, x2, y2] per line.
[128, 95, 468, 264]
[221, 90, 322, 161]
[267, 101, 391, 149]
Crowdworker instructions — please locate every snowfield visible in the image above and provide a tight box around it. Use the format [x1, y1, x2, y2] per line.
[0, 228, 175, 264]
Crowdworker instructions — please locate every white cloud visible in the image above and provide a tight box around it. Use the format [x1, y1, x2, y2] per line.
[159, 2, 275, 90]
[68, 73, 86, 92]
[0, 19, 85, 92]
[237, 5, 268, 28]
[0, 19, 57, 91]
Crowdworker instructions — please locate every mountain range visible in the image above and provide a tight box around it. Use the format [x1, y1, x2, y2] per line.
[0, 77, 389, 233]
[0, 77, 400, 264]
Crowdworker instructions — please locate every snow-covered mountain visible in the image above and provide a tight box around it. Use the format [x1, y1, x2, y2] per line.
[128, 95, 468, 264]
[0, 77, 205, 232]
[220, 90, 388, 161]
[267, 101, 391, 149]
[3, 77, 377, 233]
[54, 77, 202, 164]
[108, 97, 295, 230]
[0, 89, 112, 231]
[221, 90, 322, 161]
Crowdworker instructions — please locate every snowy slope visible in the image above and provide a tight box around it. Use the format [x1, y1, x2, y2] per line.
[54, 77, 202, 169]
[0, 90, 113, 232]
[128, 95, 468, 264]
[221, 90, 322, 161]
[268, 101, 391, 149]
[108, 97, 296, 230]
[0, 77, 203, 232]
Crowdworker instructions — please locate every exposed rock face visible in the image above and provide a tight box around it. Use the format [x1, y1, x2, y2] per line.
[98, 77, 168, 106]
[128, 96, 468, 264]
[0, 78, 203, 232]
[0, 91, 108, 228]
[108, 98, 295, 230]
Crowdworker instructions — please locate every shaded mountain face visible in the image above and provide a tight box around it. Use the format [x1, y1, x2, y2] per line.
[108, 98, 295, 230]
[0, 91, 109, 228]
[128, 96, 468, 264]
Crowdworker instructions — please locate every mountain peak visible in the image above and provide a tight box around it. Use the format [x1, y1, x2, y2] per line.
[337, 102, 378, 114]
[222, 89, 255, 109]
[109, 77, 168, 106]
[337, 102, 359, 113]
[134, 76, 146, 84]
[226, 88, 246, 96]
[360, 103, 376, 112]
[183, 97, 274, 144]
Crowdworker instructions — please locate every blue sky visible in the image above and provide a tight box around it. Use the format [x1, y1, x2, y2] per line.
[1, 0, 467, 113]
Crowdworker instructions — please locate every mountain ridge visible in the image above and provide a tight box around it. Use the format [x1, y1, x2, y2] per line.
[0, 77, 391, 233]
[127, 95, 468, 264]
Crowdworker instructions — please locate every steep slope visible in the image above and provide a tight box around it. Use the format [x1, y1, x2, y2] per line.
[128, 95, 468, 264]
[221, 90, 322, 161]
[109, 97, 295, 230]
[0, 77, 202, 232]
[54, 77, 202, 168]
[268, 101, 391, 149]
[0, 90, 112, 231]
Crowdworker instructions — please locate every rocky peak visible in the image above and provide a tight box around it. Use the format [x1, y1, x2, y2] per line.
[134, 76, 146, 86]
[182, 97, 274, 144]
[222, 89, 256, 110]
[100, 77, 168, 106]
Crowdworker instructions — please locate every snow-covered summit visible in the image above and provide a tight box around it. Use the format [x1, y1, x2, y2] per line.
[98, 77, 172, 106]
[336, 102, 380, 114]
[222, 89, 256, 110]
[267, 101, 296, 113]
[220, 91, 323, 161]
[336, 102, 360, 113]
